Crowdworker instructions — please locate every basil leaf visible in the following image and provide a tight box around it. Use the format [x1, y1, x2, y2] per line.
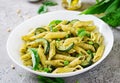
[54, 78, 65, 83]
[77, 29, 90, 38]
[49, 20, 62, 32]
[38, 75, 65, 83]
[43, 0, 58, 6]
[38, 5, 48, 14]
[49, 20, 62, 26]
[77, 29, 86, 37]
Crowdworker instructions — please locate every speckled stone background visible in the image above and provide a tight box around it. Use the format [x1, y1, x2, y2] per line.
[0, 0, 120, 83]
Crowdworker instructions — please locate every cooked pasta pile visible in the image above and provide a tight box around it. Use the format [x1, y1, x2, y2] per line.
[20, 19, 105, 73]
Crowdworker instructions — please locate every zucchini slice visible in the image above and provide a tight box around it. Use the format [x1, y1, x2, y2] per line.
[35, 27, 47, 35]
[57, 43, 74, 52]
[70, 19, 79, 24]
[93, 43, 99, 50]
[29, 48, 40, 70]
[81, 54, 93, 67]
[35, 38, 50, 55]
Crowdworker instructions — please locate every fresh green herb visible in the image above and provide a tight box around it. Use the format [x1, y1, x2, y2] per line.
[105, 0, 120, 14]
[49, 20, 62, 27]
[96, 0, 100, 3]
[76, 80, 80, 83]
[77, 29, 86, 37]
[81, 0, 114, 14]
[38, 5, 48, 14]
[29, 48, 40, 70]
[43, 0, 58, 6]
[87, 50, 92, 54]
[53, 28, 58, 32]
[37, 1, 58, 14]
[54, 78, 65, 83]
[77, 29, 90, 38]
[81, 0, 120, 28]
[43, 68, 51, 73]
[64, 60, 69, 66]
[101, 9, 120, 27]
[38, 75, 65, 83]
[49, 20, 62, 32]
[87, 50, 94, 58]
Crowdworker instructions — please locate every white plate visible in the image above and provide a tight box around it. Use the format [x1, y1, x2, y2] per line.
[7, 10, 114, 77]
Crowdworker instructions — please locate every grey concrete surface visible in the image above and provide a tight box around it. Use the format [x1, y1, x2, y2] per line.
[0, 0, 120, 83]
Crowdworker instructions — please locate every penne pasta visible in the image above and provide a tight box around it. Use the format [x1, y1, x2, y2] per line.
[45, 60, 64, 67]
[77, 42, 95, 52]
[21, 53, 31, 61]
[52, 65, 83, 73]
[44, 32, 68, 39]
[48, 40, 56, 60]
[63, 37, 81, 46]
[67, 56, 84, 67]
[20, 19, 105, 73]
[93, 44, 105, 62]
[53, 54, 76, 61]
[38, 45, 47, 67]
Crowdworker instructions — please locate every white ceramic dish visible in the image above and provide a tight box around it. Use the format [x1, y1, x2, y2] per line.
[7, 10, 114, 77]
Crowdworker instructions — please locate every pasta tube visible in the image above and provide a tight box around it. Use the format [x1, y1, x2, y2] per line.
[48, 40, 56, 60]
[38, 45, 47, 67]
[93, 45, 105, 62]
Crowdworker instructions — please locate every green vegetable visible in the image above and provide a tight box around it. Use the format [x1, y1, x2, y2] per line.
[34, 27, 47, 35]
[37, 1, 58, 14]
[76, 80, 80, 83]
[88, 41, 94, 45]
[38, 5, 48, 14]
[105, 0, 120, 14]
[49, 26, 58, 32]
[49, 20, 62, 27]
[29, 48, 40, 70]
[64, 60, 69, 66]
[96, 0, 100, 3]
[81, 51, 93, 67]
[101, 9, 120, 27]
[35, 38, 50, 55]
[43, 68, 51, 73]
[93, 43, 99, 50]
[57, 43, 74, 52]
[43, 0, 58, 6]
[77, 29, 90, 38]
[87, 50, 94, 58]
[70, 19, 79, 24]
[49, 20, 62, 32]
[38, 76, 65, 83]
[81, 0, 114, 14]
[81, 0, 120, 27]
